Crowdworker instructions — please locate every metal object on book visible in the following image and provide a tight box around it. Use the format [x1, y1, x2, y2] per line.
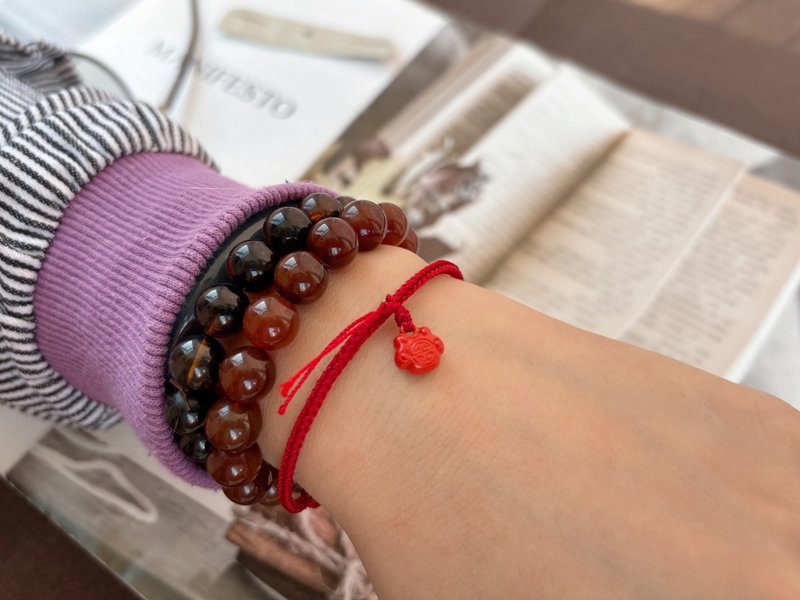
[219, 9, 395, 62]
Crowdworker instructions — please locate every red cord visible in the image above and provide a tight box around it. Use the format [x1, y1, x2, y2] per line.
[275, 259, 463, 512]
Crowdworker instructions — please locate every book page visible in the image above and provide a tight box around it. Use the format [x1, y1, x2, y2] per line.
[621, 175, 800, 378]
[486, 130, 745, 337]
[420, 68, 629, 282]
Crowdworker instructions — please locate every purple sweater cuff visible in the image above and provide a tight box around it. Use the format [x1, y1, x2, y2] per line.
[33, 152, 329, 486]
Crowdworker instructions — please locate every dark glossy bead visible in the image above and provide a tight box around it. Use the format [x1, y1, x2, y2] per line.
[399, 228, 419, 253]
[292, 483, 306, 499]
[336, 195, 356, 211]
[341, 199, 386, 251]
[226, 240, 276, 291]
[207, 445, 262, 487]
[379, 202, 409, 246]
[195, 284, 248, 337]
[169, 335, 223, 392]
[300, 192, 340, 223]
[223, 462, 276, 505]
[264, 206, 312, 255]
[274, 251, 328, 304]
[307, 217, 358, 269]
[243, 294, 299, 350]
[205, 398, 262, 452]
[179, 431, 212, 463]
[164, 382, 206, 434]
[259, 466, 281, 506]
[219, 346, 275, 403]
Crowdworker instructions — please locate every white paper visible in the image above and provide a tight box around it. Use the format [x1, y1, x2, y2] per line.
[80, 0, 447, 185]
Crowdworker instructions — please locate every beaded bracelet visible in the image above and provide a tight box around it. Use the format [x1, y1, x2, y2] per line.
[164, 192, 420, 506]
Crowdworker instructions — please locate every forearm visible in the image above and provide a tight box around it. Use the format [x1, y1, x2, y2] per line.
[247, 245, 800, 599]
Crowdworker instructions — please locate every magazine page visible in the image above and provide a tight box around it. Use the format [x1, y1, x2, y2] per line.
[381, 38, 552, 165]
[79, 0, 448, 185]
[419, 68, 630, 282]
[303, 36, 555, 210]
[620, 175, 800, 379]
[486, 129, 744, 339]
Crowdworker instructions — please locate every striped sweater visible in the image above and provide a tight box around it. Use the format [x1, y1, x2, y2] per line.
[0, 32, 209, 428]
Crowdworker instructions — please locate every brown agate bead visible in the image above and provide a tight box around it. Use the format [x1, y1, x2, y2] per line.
[195, 284, 248, 337]
[399, 228, 419, 253]
[243, 294, 299, 350]
[274, 251, 328, 304]
[300, 192, 340, 223]
[265, 206, 312, 255]
[169, 335, 223, 392]
[223, 462, 277, 505]
[207, 444, 262, 487]
[219, 346, 275, 403]
[341, 199, 387, 250]
[306, 217, 358, 269]
[379, 202, 409, 246]
[226, 240, 275, 291]
[205, 399, 262, 452]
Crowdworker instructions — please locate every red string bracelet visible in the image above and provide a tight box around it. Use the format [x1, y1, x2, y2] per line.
[275, 259, 463, 512]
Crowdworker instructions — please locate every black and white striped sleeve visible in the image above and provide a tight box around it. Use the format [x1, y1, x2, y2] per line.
[0, 33, 211, 428]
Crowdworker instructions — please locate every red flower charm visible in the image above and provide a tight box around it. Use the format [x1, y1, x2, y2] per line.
[393, 326, 444, 374]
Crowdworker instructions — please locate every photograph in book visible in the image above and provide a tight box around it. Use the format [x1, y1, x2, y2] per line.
[7, 428, 287, 600]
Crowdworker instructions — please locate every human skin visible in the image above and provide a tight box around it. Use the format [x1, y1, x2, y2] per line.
[221, 245, 800, 599]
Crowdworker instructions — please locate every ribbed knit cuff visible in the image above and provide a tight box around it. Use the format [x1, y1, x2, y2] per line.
[0, 69, 210, 427]
[33, 152, 329, 486]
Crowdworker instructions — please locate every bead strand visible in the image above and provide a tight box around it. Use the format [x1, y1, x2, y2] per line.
[165, 193, 419, 506]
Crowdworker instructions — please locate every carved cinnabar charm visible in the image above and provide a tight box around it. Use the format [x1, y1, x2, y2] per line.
[393, 326, 444, 374]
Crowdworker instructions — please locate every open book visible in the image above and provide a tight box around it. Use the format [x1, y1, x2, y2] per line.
[305, 51, 800, 383]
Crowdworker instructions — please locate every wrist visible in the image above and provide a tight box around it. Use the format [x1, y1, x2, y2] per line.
[253, 246, 426, 461]
[248, 246, 491, 522]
